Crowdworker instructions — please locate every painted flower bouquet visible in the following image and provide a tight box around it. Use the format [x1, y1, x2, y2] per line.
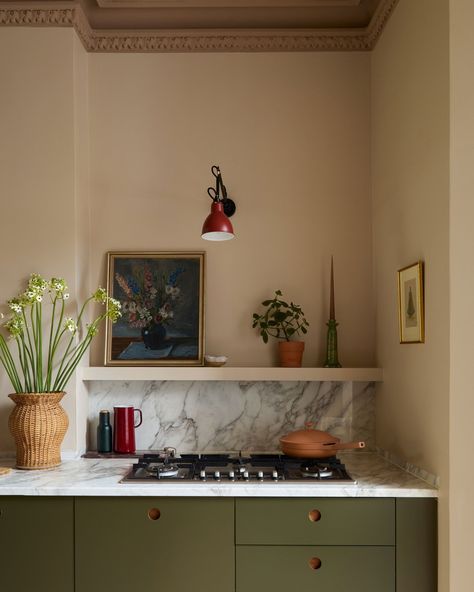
[115, 265, 184, 331]
[0, 274, 121, 393]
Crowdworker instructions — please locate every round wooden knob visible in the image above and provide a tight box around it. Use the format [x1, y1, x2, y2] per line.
[308, 509, 322, 522]
[309, 557, 322, 570]
[148, 508, 161, 521]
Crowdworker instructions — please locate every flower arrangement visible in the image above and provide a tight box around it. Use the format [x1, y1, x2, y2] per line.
[115, 265, 184, 329]
[252, 290, 309, 343]
[0, 274, 121, 393]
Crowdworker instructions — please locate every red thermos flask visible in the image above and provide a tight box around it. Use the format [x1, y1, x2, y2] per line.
[113, 405, 143, 454]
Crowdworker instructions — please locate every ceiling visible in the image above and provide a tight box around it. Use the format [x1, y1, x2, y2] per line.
[0, 0, 398, 52]
[81, 0, 384, 30]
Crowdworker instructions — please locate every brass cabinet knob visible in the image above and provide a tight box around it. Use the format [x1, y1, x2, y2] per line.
[148, 508, 161, 521]
[309, 557, 322, 570]
[308, 509, 322, 522]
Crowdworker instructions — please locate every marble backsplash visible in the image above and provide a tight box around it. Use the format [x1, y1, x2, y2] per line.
[86, 381, 375, 452]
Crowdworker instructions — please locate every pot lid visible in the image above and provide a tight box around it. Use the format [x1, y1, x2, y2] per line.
[280, 422, 340, 446]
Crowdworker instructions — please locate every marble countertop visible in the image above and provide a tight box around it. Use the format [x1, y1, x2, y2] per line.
[0, 452, 438, 497]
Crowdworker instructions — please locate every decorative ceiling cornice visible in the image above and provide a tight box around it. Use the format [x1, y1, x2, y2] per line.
[0, 0, 399, 53]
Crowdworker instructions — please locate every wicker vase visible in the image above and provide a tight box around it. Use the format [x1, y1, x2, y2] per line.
[8, 392, 69, 470]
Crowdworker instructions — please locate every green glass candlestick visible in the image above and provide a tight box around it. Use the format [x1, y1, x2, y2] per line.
[324, 318, 342, 368]
[324, 256, 342, 368]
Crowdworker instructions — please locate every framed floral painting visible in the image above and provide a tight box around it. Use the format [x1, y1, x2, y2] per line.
[397, 261, 424, 344]
[105, 252, 205, 365]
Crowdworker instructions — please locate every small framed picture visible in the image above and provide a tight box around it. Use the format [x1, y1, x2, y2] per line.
[105, 252, 205, 366]
[397, 261, 424, 344]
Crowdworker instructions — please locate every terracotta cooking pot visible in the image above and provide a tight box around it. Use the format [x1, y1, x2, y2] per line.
[280, 422, 365, 458]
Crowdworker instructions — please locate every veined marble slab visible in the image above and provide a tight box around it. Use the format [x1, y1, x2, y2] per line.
[0, 452, 438, 497]
[86, 380, 375, 453]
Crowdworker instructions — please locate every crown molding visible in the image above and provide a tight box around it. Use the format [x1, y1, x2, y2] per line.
[0, 0, 398, 52]
[366, 0, 399, 48]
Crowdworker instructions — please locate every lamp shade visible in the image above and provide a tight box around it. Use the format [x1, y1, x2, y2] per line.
[201, 202, 234, 241]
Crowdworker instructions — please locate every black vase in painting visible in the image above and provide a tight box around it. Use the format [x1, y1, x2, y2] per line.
[141, 323, 167, 350]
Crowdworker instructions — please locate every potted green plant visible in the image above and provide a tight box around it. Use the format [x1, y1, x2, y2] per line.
[0, 274, 121, 469]
[252, 290, 309, 367]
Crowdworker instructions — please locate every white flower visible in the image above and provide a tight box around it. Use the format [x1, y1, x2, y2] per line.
[64, 317, 77, 333]
[36, 295, 42, 302]
[9, 302, 22, 314]
[63, 293, 70, 300]
[165, 285, 173, 295]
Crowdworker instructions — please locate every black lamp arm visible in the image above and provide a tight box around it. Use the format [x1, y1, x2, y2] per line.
[206, 165, 236, 217]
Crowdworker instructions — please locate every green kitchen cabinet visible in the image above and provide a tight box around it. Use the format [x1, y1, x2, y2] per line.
[236, 497, 436, 592]
[0, 496, 74, 592]
[236, 545, 395, 592]
[75, 497, 234, 592]
[0, 495, 437, 592]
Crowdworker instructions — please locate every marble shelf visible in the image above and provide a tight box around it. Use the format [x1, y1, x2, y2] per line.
[80, 366, 383, 382]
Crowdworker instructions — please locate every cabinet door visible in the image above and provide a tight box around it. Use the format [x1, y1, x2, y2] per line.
[0, 496, 74, 592]
[396, 498, 437, 592]
[75, 497, 234, 592]
[237, 545, 395, 592]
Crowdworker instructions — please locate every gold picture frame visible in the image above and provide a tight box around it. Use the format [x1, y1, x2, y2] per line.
[105, 251, 205, 366]
[397, 261, 424, 344]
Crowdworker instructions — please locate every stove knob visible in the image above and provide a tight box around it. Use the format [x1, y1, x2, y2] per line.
[229, 470, 235, 480]
[200, 470, 207, 481]
[272, 470, 279, 481]
[243, 470, 249, 480]
[214, 471, 221, 481]
[257, 471, 264, 481]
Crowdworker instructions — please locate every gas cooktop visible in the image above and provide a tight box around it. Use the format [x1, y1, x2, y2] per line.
[121, 449, 355, 483]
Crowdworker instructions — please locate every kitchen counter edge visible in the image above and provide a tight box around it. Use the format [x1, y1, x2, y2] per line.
[0, 453, 438, 498]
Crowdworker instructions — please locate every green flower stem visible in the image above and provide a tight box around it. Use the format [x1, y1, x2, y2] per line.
[22, 309, 36, 390]
[19, 333, 35, 390]
[45, 296, 57, 391]
[0, 345, 20, 392]
[53, 296, 93, 388]
[54, 334, 93, 392]
[36, 302, 43, 389]
[0, 337, 22, 393]
[50, 298, 65, 363]
[16, 339, 30, 392]
[29, 305, 38, 390]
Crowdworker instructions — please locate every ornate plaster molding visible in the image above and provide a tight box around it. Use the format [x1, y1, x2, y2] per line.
[0, 0, 398, 52]
[366, 0, 400, 48]
[87, 30, 369, 53]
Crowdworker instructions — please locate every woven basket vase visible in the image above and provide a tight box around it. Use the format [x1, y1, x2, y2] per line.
[8, 392, 69, 470]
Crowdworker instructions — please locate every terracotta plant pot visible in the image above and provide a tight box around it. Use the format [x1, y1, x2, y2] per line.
[8, 392, 69, 470]
[278, 341, 305, 367]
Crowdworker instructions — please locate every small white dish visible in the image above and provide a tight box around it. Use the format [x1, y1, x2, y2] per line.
[204, 355, 228, 367]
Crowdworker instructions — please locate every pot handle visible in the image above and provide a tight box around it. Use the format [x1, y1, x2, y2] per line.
[134, 408, 143, 428]
[311, 441, 365, 450]
[305, 421, 315, 430]
[332, 441, 365, 450]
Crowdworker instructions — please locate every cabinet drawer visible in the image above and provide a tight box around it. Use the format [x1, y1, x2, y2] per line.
[236, 498, 395, 545]
[236, 545, 395, 592]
